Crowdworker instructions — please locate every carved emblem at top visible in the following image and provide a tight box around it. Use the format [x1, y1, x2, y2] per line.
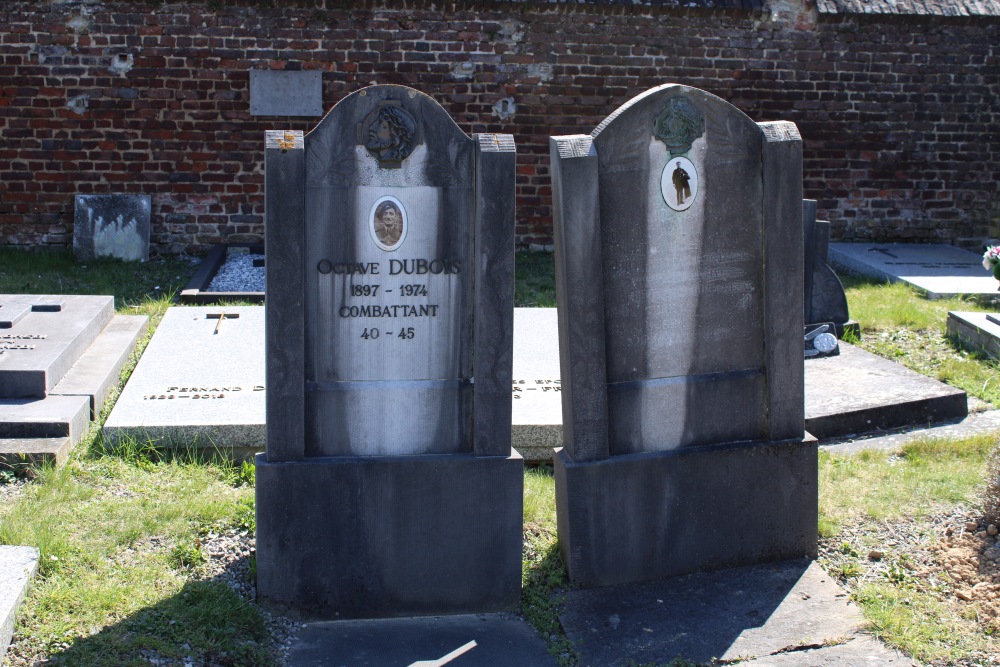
[653, 97, 705, 156]
[363, 104, 418, 164]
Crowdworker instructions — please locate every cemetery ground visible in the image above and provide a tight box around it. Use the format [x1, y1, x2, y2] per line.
[0, 249, 999, 666]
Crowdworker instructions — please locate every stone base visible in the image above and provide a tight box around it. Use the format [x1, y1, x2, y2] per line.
[255, 451, 524, 619]
[554, 439, 817, 588]
[948, 311, 1000, 361]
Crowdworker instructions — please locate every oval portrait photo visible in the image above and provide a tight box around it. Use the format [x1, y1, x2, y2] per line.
[369, 196, 408, 251]
[660, 156, 699, 212]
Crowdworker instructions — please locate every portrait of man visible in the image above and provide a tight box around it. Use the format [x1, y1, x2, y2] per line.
[672, 161, 691, 205]
[660, 156, 698, 212]
[364, 106, 417, 163]
[371, 198, 406, 249]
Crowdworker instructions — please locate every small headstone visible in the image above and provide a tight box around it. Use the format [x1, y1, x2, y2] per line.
[103, 306, 265, 459]
[255, 85, 521, 619]
[73, 194, 151, 262]
[803, 199, 853, 337]
[829, 242, 1000, 300]
[549, 84, 815, 587]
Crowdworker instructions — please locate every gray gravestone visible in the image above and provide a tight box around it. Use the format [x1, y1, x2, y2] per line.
[255, 85, 521, 619]
[73, 194, 151, 262]
[549, 84, 816, 587]
[803, 199, 853, 338]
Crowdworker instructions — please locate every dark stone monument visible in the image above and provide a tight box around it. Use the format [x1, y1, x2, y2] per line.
[255, 85, 522, 618]
[549, 84, 817, 588]
[73, 194, 151, 262]
[803, 199, 854, 338]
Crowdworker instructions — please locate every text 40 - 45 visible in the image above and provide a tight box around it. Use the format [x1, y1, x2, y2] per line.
[361, 328, 416, 340]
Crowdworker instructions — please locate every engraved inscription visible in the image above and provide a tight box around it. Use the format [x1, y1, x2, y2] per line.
[319, 257, 461, 345]
[0, 332, 46, 352]
[512, 379, 562, 399]
[143, 385, 264, 400]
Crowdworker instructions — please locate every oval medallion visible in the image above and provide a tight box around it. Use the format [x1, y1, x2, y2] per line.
[660, 157, 699, 212]
[369, 196, 407, 251]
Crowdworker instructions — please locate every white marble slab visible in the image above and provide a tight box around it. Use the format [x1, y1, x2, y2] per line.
[103, 306, 265, 457]
[829, 243, 1000, 299]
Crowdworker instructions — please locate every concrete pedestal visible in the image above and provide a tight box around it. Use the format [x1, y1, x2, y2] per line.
[255, 451, 523, 619]
[554, 439, 817, 588]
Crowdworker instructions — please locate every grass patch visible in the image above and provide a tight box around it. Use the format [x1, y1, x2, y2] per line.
[0, 247, 197, 311]
[521, 465, 574, 665]
[840, 274, 1000, 408]
[856, 583, 989, 663]
[819, 435, 995, 535]
[840, 274, 994, 331]
[515, 250, 556, 307]
[0, 442, 266, 665]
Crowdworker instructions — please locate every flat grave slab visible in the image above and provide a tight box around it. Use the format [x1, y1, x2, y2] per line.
[0, 295, 113, 398]
[509, 309, 970, 455]
[829, 243, 999, 300]
[512, 308, 562, 462]
[0, 546, 38, 660]
[804, 342, 967, 439]
[0, 299, 147, 469]
[51, 315, 148, 419]
[103, 306, 264, 459]
[559, 559, 908, 666]
[0, 395, 90, 443]
[286, 614, 558, 667]
[947, 310, 1000, 361]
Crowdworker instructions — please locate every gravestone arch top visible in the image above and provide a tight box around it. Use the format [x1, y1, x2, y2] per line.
[553, 83, 804, 460]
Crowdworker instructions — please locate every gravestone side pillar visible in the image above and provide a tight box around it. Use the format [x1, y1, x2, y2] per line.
[551, 84, 817, 588]
[802, 199, 852, 338]
[255, 85, 522, 619]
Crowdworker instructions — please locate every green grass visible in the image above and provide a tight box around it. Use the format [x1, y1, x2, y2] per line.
[819, 435, 995, 537]
[520, 466, 575, 665]
[841, 275, 1000, 408]
[0, 441, 268, 665]
[840, 274, 995, 331]
[515, 250, 556, 307]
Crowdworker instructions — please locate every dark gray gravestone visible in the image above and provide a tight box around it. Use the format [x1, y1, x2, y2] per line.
[255, 85, 521, 619]
[550, 84, 816, 588]
[73, 194, 151, 262]
[803, 199, 852, 338]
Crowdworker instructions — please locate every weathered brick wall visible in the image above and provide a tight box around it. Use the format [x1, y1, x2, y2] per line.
[1, 0, 997, 253]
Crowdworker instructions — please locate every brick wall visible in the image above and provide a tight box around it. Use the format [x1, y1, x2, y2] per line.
[1, 0, 998, 253]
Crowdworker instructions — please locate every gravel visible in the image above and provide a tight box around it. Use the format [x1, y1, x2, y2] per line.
[207, 253, 264, 293]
